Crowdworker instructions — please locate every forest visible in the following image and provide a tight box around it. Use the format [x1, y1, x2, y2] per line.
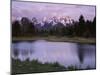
[12, 15, 96, 38]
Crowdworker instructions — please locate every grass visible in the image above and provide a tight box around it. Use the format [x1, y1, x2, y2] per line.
[11, 58, 95, 75]
[12, 36, 96, 44]
[11, 58, 67, 75]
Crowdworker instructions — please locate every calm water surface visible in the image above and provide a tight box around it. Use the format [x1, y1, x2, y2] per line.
[12, 40, 96, 69]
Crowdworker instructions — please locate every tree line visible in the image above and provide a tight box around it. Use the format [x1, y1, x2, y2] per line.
[12, 15, 96, 38]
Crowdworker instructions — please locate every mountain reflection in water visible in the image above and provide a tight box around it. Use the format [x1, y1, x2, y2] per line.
[12, 40, 96, 69]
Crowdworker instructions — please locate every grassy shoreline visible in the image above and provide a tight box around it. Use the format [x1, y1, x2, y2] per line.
[11, 59, 92, 75]
[12, 58, 66, 74]
[12, 58, 94, 75]
[12, 36, 96, 44]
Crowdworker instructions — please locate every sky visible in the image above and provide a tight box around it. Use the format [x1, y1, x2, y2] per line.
[12, 1, 96, 22]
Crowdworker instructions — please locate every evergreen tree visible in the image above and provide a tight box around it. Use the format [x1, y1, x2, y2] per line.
[12, 20, 21, 36]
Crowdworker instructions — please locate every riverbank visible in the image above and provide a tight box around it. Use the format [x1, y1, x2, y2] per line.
[12, 58, 93, 75]
[12, 36, 96, 44]
[12, 58, 66, 74]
